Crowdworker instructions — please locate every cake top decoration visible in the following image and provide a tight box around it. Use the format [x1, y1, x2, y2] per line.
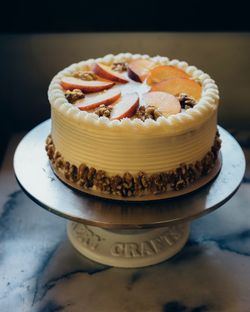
[48, 53, 219, 132]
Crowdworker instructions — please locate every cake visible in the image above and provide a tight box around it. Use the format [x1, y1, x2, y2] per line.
[46, 53, 221, 200]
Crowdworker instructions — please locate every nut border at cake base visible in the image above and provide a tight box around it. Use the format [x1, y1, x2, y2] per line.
[45, 133, 222, 202]
[51, 157, 221, 201]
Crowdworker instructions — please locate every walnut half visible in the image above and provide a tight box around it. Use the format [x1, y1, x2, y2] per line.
[177, 93, 196, 109]
[135, 105, 162, 121]
[74, 71, 97, 81]
[111, 62, 127, 73]
[94, 104, 113, 118]
[65, 89, 85, 103]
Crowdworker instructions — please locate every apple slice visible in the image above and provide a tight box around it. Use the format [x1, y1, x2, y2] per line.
[110, 93, 139, 120]
[147, 65, 190, 85]
[127, 59, 155, 82]
[76, 89, 121, 111]
[61, 77, 115, 93]
[151, 77, 202, 101]
[92, 62, 129, 84]
[143, 92, 181, 117]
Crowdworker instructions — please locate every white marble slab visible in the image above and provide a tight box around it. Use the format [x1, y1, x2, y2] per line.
[0, 132, 250, 312]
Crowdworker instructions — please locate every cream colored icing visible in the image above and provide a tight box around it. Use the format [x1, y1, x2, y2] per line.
[48, 53, 219, 175]
[52, 107, 217, 175]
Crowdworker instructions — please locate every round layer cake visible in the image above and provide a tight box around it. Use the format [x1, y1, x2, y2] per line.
[47, 53, 221, 199]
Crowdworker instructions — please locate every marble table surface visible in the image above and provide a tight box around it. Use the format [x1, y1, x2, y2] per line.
[0, 131, 250, 312]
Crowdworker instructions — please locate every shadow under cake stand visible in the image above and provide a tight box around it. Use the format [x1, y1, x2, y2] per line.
[14, 120, 245, 268]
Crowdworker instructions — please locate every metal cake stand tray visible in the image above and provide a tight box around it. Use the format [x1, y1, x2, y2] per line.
[14, 120, 245, 268]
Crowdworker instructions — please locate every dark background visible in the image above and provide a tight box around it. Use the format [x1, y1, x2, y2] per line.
[1, 0, 250, 33]
[1, 0, 250, 163]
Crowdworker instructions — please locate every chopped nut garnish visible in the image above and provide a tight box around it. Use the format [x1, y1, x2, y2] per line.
[123, 172, 134, 189]
[135, 106, 145, 120]
[135, 105, 162, 121]
[111, 175, 123, 196]
[94, 170, 111, 193]
[87, 167, 96, 187]
[46, 144, 55, 160]
[134, 171, 150, 195]
[70, 165, 79, 182]
[65, 89, 85, 103]
[111, 62, 127, 72]
[175, 179, 186, 191]
[122, 172, 135, 196]
[46, 135, 52, 146]
[94, 104, 113, 118]
[149, 173, 167, 194]
[177, 93, 196, 109]
[74, 71, 97, 81]
[55, 157, 64, 170]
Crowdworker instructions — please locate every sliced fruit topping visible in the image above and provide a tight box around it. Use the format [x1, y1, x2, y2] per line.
[142, 91, 181, 117]
[151, 77, 202, 101]
[61, 77, 115, 93]
[147, 65, 190, 85]
[110, 93, 139, 120]
[76, 89, 121, 111]
[92, 62, 129, 83]
[127, 59, 155, 83]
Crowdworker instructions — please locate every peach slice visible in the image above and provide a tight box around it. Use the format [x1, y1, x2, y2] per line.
[110, 93, 139, 120]
[76, 89, 121, 111]
[143, 92, 181, 116]
[61, 77, 115, 93]
[127, 59, 155, 82]
[151, 77, 202, 101]
[92, 63, 129, 84]
[147, 65, 190, 85]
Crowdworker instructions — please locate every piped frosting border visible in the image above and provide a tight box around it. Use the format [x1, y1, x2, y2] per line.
[48, 53, 219, 134]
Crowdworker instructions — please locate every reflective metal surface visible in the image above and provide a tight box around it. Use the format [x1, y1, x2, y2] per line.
[14, 120, 245, 229]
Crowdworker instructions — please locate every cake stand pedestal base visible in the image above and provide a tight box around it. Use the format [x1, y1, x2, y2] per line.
[14, 121, 246, 268]
[67, 221, 190, 268]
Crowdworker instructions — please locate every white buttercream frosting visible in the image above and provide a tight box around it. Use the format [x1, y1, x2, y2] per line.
[48, 53, 219, 175]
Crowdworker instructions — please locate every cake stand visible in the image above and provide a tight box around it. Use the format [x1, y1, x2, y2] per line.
[14, 120, 245, 268]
